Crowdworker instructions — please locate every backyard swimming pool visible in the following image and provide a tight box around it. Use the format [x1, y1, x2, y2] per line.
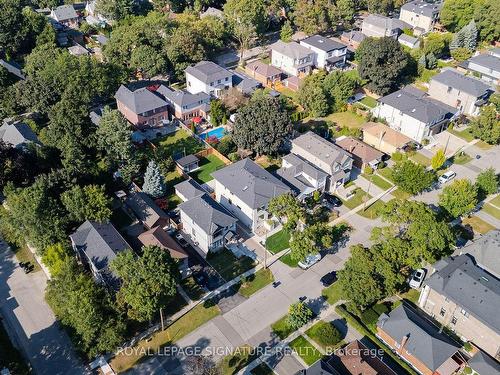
[199, 127, 226, 141]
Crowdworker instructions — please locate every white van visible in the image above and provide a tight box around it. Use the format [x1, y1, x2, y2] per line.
[438, 170, 456, 185]
[298, 253, 321, 270]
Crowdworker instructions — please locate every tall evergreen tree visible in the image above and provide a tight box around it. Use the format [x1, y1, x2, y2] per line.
[450, 29, 465, 50]
[462, 20, 478, 51]
[142, 160, 166, 198]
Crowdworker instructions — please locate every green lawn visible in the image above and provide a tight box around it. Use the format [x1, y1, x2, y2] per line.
[13, 244, 41, 273]
[237, 268, 274, 298]
[362, 173, 393, 190]
[271, 314, 294, 339]
[475, 140, 493, 150]
[482, 203, 500, 220]
[189, 154, 226, 183]
[265, 229, 291, 254]
[111, 301, 220, 372]
[164, 170, 186, 210]
[447, 128, 475, 142]
[207, 248, 257, 281]
[288, 336, 323, 366]
[357, 199, 385, 219]
[342, 189, 371, 210]
[279, 252, 299, 268]
[154, 129, 204, 158]
[181, 276, 205, 300]
[359, 96, 377, 108]
[489, 195, 500, 207]
[409, 152, 431, 167]
[323, 111, 366, 128]
[305, 321, 344, 351]
[452, 152, 472, 165]
[391, 188, 411, 200]
[322, 282, 343, 305]
[399, 289, 420, 304]
[377, 167, 395, 183]
[462, 215, 495, 235]
[219, 345, 258, 375]
[251, 363, 275, 375]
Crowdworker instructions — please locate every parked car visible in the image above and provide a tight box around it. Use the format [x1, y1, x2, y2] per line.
[298, 253, 321, 270]
[322, 193, 342, 207]
[347, 93, 365, 104]
[409, 268, 426, 289]
[438, 170, 456, 185]
[320, 271, 337, 286]
[175, 233, 189, 248]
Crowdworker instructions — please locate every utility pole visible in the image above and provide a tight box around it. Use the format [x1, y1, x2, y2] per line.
[160, 308, 164, 331]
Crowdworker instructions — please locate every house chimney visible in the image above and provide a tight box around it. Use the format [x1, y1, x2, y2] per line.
[399, 334, 409, 354]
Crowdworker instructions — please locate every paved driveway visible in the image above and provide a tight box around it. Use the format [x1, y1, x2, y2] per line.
[0, 240, 86, 375]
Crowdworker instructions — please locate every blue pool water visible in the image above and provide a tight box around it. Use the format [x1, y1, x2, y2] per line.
[200, 127, 226, 140]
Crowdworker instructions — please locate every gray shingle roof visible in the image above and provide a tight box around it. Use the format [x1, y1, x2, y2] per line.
[300, 35, 346, 52]
[460, 230, 500, 279]
[200, 7, 224, 19]
[0, 121, 39, 148]
[431, 69, 491, 97]
[467, 53, 500, 73]
[212, 158, 291, 209]
[185, 61, 232, 85]
[115, 84, 168, 115]
[271, 40, 313, 60]
[179, 193, 236, 235]
[277, 153, 328, 194]
[125, 191, 168, 229]
[342, 30, 366, 43]
[51, 4, 78, 21]
[400, 0, 442, 17]
[174, 179, 205, 201]
[156, 85, 210, 108]
[377, 304, 460, 371]
[0, 59, 25, 79]
[364, 14, 411, 31]
[232, 71, 261, 94]
[398, 33, 419, 46]
[469, 350, 500, 375]
[378, 86, 457, 124]
[175, 154, 199, 168]
[425, 254, 500, 334]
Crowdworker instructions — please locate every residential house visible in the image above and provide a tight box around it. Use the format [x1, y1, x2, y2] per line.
[270, 40, 315, 77]
[362, 122, 412, 154]
[468, 350, 500, 375]
[419, 254, 500, 358]
[212, 158, 290, 232]
[244, 60, 283, 87]
[459, 230, 500, 279]
[137, 226, 189, 274]
[299, 340, 397, 375]
[340, 30, 366, 51]
[377, 304, 462, 375]
[0, 120, 39, 149]
[398, 34, 420, 49]
[290, 131, 353, 192]
[428, 69, 492, 116]
[185, 61, 233, 97]
[373, 86, 458, 143]
[459, 51, 500, 84]
[68, 44, 90, 56]
[361, 15, 412, 38]
[50, 5, 79, 28]
[85, 0, 109, 26]
[115, 83, 170, 127]
[178, 193, 237, 254]
[300, 35, 347, 70]
[335, 136, 384, 169]
[174, 179, 205, 202]
[232, 71, 262, 95]
[399, 0, 442, 34]
[283, 76, 301, 91]
[69, 220, 131, 287]
[125, 191, 169, 230]
[0, 59, 25, 80]
[157, 85, 210, 121]
[175, 154, 200, 173]
[200, 7, 224, 19]
[276, 153, 328, 200]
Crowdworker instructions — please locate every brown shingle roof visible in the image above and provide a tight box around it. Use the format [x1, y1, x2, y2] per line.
[246, 60, 282, 78]
[336, 136, 384, 163]
[362, 122, 412, 148]
[138, 226, 188, 259]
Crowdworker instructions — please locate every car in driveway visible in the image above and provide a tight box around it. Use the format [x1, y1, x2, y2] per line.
[438, 170, 456, 185]
[298, 253, 321, 270]
[409, 268, 426, 289]
[320, 271, 337, 286]
[347, 93, 365, 104]
[322, 193, 342, 207]
[175, 233, 189, 248]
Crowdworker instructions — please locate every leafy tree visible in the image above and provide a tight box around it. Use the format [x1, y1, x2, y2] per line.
[42, 243, 71, 277]
[439, 179, 478, 218]
[356, 37, 410, 95]
[215, 136, 237, 156]
[431, 149, 446, 170]
[475, 167, 498, 197]
[313, 321, 342, 346]
[130, 45, 167, 78]
[289, 222, 346, 261]
[232, 95, 292, 155]
[61, 185, 112, 223]
[224, 0, 267, 35]
[297, 72, 329, 117]
[292, 0, 330, 34]
[323, 70, 358, 111]
[210, 99, 228, 127]
[440, 0, 475, 31]
[366, 0, 393, 15]
[268, 193, 304, 230]
[336, 0, 355, 26]
[421, 32, 452, 57]
[473, 0, 500, 42]
[289, 229, 316, 262]
[280, 20, 294, 42]
[287, 302, 313, 329]
[450, 47, 472, 61]
[392, 160, 435, 194]
[142, 160, 166, 198]
[111, 246, 179, 322]
[470, 105, 500, 145]
[95, 0, 134, 21]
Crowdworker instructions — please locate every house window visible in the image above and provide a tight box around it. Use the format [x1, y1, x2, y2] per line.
[447, 86, 452, 93]
[440, 308, 446, 317]
[228, 198, 232, 205]
[461, 309, 469, 318]
[451, 316, 457, 325]
[225, 77, 229, 81]
[218, 79, 221, 84]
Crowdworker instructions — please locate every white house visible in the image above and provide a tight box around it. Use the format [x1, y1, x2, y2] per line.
[299, 35, 347, 70]
[460, 51, 500, 85]
[178, 193, 237, 255]
[373, 86, 458, 143]
[270, 40, 314, 77]
[185, 61, 233, 97]
[212, 158, 290, 232]
[399, 0, 442, 34]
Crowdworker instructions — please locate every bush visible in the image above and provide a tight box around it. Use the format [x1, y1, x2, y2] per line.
[391, 151, 403, 162]
[364, 166, 374, 175]
[422, 138, 430, 146]
[216, 135, 237, 156]
[312, 322, 342, 347]
[287, 302, 314, 330]
[228, 152, 240, 162]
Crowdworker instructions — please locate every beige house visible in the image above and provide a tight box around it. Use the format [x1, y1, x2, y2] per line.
[399, 0, 442, 34]
[419, 254, 500, 359]
[362, 122, 412, 155]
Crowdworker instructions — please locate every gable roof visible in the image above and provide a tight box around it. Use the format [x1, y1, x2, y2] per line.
[469, 350, 500, 375]
[364, 14, 411, 31]
[0, 121, 39, 148]
[362, 122, 412, 147]
[467, 53, 500, 73]
[378, 86, 457, 124]
[115, 84, 168, 115]
[459, 230, 500, 278]
[400, 0, 442, 17]
[185, 61, 232, 84]
[246, 60, 282, 78]
[232, 70, 261, 94]
[137, 226, 188, 259]
[431, 69, 491, 97]
[271, 40, 313, 60]
[156, 85, 210, 108]
[335, 136, 384, 163]
[377, 304, 460, 371]
[200, 6, 224, 19]
[51, 4, 78, 21]
[212, 158, 291, 209]
[425, 254, 500, 334]
[277, 153, 328, 194]
[175, 154, 199, 168]
[300, 35, 346, 52]
[125, 191, 168, 229]
[398, 33, 419, 46]
[341, 30, 367, 44]
[174, 179, 205, 201]
[179, 193, 236, 235]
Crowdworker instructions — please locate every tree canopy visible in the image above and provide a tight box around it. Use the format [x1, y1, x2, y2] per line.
[392, 159, 435, 194]
[439, 179, 478, 218]
[61, 185, 112, 223]
[470, 105, 500, 145]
